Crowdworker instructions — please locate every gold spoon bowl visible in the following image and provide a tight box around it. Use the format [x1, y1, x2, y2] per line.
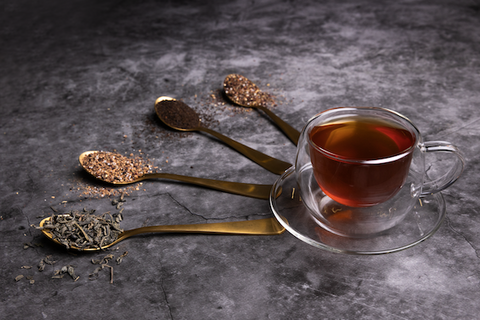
[39, 216, 286, 252]
[155, 96, 292, 175]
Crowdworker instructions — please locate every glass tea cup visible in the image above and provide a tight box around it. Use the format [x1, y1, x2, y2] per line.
[295, 107, 464, 238]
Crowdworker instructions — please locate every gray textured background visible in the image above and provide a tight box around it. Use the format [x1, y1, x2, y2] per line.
[1, 0, 480, 319]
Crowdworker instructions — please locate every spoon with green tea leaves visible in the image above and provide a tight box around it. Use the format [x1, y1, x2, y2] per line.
[38, 212, 286, 252]
[154, 96, 291, 175]
[223, 74, 300, 145]
[79, 151, 272, 199]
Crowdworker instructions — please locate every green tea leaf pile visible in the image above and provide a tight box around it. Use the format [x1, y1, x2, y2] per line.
[38, 210, 123, 250]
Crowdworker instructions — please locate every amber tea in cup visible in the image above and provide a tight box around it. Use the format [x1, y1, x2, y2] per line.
[295, 107, 464, 237]
[309, 115, 416, 207]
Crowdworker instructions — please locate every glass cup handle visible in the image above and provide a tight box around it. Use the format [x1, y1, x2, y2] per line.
[421, 141, 465, 196]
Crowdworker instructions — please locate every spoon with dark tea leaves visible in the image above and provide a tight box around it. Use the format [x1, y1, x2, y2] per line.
[223, 74, 300, 145]
[79, 151, 272, 199]
[155, 96, 291, 175]
[39, 215, 286, 252]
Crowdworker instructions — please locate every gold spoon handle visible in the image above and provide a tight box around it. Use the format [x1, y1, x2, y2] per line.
[196, 126, 292, 175]
[142, 172, 272, 199]
[40, 217, 286, 251]
[116, 218, 285, 246]
[255, 105, 300, 145]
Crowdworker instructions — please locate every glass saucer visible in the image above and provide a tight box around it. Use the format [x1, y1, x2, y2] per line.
[269, 167, 446, 255]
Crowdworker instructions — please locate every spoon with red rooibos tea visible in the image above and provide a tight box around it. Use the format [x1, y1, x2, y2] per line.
[154, 96, 291, 175]
[223, 74, 300, 145]
[79, 150, 272, 199]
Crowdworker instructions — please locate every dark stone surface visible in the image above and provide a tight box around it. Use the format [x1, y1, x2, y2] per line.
[1, 0, 479, 319]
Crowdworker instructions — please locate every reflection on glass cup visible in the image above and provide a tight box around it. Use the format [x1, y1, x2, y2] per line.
[295, 107, 464, 237]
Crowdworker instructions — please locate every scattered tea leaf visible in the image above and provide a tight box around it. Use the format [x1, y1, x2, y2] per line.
[116, 251, 128, 265]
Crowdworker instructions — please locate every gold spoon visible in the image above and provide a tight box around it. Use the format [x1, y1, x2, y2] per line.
[79, 151, 272, 199]
[39, 216, 286, 251]
[154, 96, 292, 175]
[223, 74, 300, 145]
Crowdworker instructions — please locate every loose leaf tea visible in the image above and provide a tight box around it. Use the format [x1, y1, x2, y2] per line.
[155, 99, 200, 130]
[89, 264, 114, 283]
[91, 253, 114, 265]
[24, 198, 131, 285]
[36, 211, 123, 250]
[23, 242, 35, 249]
[38, 255, 56, 271]
[223, 74, 275, 107]
[116, 251, 128, 265]
[53, 265, 79, 281]
[89, 253, 123, 283]
[82, 151, 152, 183]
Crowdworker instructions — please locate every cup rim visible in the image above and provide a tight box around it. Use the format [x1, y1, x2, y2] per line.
[306, 106, 420, 165]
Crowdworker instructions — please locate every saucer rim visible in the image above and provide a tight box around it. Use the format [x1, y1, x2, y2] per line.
[269, 166, 446, 255]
